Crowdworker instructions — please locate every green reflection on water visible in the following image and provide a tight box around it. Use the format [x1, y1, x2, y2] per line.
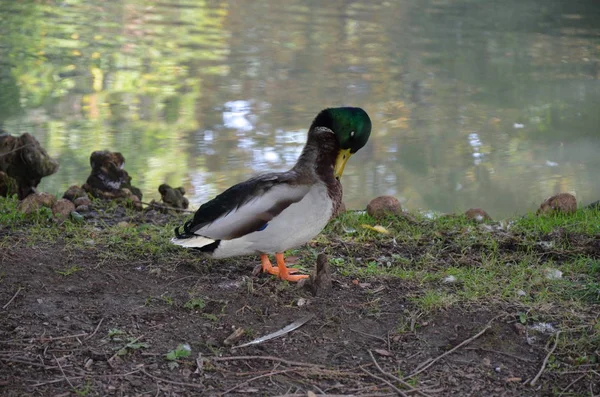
[1, 0, 599, 217]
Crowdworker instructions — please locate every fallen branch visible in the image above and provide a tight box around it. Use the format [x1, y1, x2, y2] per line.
[558, 373, 587, 396]
[140, 369, 204, 390]
[406, 321, 492, 380]
[368, 350, 431, 397]
[141, 201, 195, 213]
[2, 287, 23, 309]
[361, 367, 408, 397]
[349, 328, 388, 345]
[0, 143, 34, 158]
[219, 368, 297, 396]
[530, 331, 561, 386]
[464, 347, 535, 363]
[53, 354, 76, 390]
[0, 356, 59, 369]
[30, 369, 141, 387]
[212, 355, 325, 368]
[84, 318, 104, 341]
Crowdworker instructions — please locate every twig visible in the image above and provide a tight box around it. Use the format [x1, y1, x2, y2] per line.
[140, 369, 204, 389]
[406, 321, 492, 380]
[558, 373, 587, 396]
[35, 333, 89, 342]
[0, 356, 59, 369]
[464, 347, 536, 362]
[30, 369, 141, 387]
[84, 318, 104, 341]
[349, 328, 388, 345]
[108, 334, 144, 364]
[165, 275, 196, 287]
[368, 351, 431, 397]
[212, 355, 325, 368]
[361, 367, 408, 397]
[2, 287, 23, 309]
[530, 331, 561, 386]
[141, 201, 195, 213]
[53, 354, 75, 390]
[220, 368, 297, 396]
[0, 143, 33, 158]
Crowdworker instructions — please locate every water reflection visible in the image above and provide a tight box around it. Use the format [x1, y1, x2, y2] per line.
[0, 0, 599, 218]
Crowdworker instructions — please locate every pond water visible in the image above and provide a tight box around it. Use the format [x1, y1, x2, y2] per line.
[1, 0, 600, 218]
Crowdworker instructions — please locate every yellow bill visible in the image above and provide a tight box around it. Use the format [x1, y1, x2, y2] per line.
[334, 148, 352, 179]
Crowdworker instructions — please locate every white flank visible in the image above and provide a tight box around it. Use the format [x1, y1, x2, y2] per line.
[193, 184, 309, 240]
[170, 235, 215, 249]
[212, 182, 333, 258]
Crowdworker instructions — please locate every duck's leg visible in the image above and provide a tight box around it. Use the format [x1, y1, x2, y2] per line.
[260, 254, 300, 276]
[260, 254, 279, 276]
[275, 252, 309, 282]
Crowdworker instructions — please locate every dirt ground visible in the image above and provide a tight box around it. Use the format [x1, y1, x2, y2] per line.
[1, 209, 598, 396]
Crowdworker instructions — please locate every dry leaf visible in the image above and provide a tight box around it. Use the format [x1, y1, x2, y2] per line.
[373, 348, 393, 357]
[361, 224, 390, 234]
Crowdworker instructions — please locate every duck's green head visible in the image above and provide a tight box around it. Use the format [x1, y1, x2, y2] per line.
[310, 107, 372, 178]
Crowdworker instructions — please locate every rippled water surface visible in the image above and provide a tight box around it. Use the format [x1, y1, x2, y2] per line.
[1, 0, 600, 217]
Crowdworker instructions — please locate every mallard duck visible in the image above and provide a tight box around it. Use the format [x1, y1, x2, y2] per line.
[171, 107, 371, 281]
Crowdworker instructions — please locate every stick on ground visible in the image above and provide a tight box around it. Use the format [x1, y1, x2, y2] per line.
[368, 350, 431, 397]
[530, 331, 561, 386]
[3, 287, 23, 309]
[405, 321, 492, 380]
[361, 367, 408, 397]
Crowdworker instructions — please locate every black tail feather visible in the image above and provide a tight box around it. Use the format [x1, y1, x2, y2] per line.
[174, 220, 194, 239]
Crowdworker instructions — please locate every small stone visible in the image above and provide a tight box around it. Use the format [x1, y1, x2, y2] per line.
[544, 268, 563, 280]
[52, 199, 76, 220]
[297, 297, 307, 306]
[464, 208, 492, 222]
[70, 211, 84, 222]
[537, 193, 577, 215]
[223, 328, 245, 346]
[73, 196, 91, 207]
[63, 185, 87, 202]
[443, 275, 457, 284]
[17, 192, 56, 214]
[517, 289, 527, 297]
[513, 323, 526, 335]
[75, 205, 90, 213]
[366, 196, 402, 218]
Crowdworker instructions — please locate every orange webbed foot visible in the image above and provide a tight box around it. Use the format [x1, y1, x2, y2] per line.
[275, 253, 309, 282]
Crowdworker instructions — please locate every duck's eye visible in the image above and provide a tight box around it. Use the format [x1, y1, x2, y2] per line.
[350, 131, 355, 138]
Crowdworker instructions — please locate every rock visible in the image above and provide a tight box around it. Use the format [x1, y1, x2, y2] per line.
[158, 184, 189, 210]
[75, 205, 90, 213]
[70, 211, 84, 222]
[585, 200, 600, 210]
[366, 196, 402, 218]
[52, 199, 76, 220]
[0, 170, 17, 197]
[82, 150, 142, 201]
[128, 193, 143, 210]
[17, 192, 57, 214]
[0, 132, 59, 199]
[302, 254, 332, 297]
[73, 196, 92, 207]
[63, 185, 87, 202]
[464, 208, 492, 222]
[537, 193, 577, 215]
